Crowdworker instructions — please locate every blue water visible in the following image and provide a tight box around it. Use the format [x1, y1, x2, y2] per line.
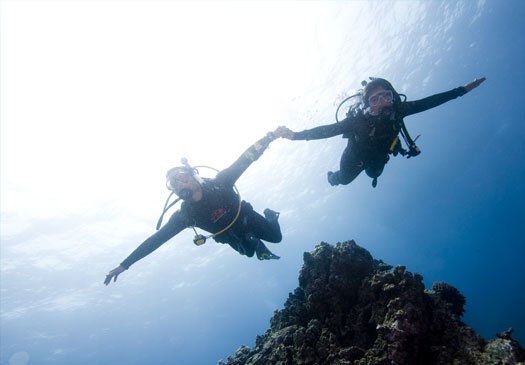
[2, 1, 525, 364]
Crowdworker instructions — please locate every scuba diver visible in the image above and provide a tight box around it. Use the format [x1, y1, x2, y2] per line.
[104, 129, 285, 285]
[277, 77, 486, 188]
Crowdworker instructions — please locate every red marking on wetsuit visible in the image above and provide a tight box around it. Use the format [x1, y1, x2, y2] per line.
[210, 208, 226, 223]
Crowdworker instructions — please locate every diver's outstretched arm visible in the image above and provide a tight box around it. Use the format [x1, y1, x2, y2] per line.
[216, 129, 280, 185]
[401, 76, 487, 117]
[104, 265, 126, 285]
[275, 122, 347, 141]
[104, 212, 187, 286]
[463, 77, 486, 92]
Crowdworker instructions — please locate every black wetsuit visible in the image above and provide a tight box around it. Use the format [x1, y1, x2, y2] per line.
[291, 87, 468, 185]
[120, 135, 281, 269]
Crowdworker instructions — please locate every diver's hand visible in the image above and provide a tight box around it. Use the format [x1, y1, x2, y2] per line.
[464, 77, 486, 92]
[104, 265, 126, 286]
[274, 126, 295, 140]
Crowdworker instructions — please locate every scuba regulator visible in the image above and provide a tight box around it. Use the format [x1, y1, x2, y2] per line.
[192, 231, 207, 246]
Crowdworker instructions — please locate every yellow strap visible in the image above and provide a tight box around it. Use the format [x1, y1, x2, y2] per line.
[208, 189, 242, 239]
[389, 136, 399, 152]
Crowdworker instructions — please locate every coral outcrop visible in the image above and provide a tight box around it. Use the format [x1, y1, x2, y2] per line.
[220, 240, 524, 365]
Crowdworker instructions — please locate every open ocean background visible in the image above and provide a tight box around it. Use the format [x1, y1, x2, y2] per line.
[1, 1, 524, 364]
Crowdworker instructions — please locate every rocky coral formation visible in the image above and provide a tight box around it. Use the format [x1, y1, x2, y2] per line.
[220, 240, 524, 365]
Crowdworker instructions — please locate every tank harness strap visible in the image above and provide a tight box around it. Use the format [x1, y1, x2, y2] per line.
[389, 136, 400, 153]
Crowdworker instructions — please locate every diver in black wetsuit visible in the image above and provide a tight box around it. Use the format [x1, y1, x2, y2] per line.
[278, 77, 486, 188]
[104, 130, 284, 285]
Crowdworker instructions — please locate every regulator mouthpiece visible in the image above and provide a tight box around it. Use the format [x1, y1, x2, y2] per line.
[178, 188, 193, 201]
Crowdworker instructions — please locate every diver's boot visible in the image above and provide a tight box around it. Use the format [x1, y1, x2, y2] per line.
[372, 177, 378, 188]
[327, 171, 338, 186]
[255, 241, 280, 260]
[263, 208, 280, 222]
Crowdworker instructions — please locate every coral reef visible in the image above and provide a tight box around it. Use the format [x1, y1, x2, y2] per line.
[219, 240, 525, 365]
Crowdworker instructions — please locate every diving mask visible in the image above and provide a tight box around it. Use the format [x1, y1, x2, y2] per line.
[166, 167, 193, 191]
[368, 90, 393, 107]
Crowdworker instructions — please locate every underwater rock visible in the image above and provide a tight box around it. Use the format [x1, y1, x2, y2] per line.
[219, 240, 525, 365]
[431, 281, 466, 317]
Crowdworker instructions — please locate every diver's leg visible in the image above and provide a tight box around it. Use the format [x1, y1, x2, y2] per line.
[234, 210, 281, 259]
[239, 238, 256, 257]
[364, 164, 385, 179]
[216, 226, 277, 260]
[236, 231, 279, 260]
[365, 155, 389, 188]
[218, 231, 255, 257]
[243, 209, 282, 243]
[329, 146, 364, 186]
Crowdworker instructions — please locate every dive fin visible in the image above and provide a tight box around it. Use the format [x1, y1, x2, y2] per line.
[255, 242, 280, 260]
